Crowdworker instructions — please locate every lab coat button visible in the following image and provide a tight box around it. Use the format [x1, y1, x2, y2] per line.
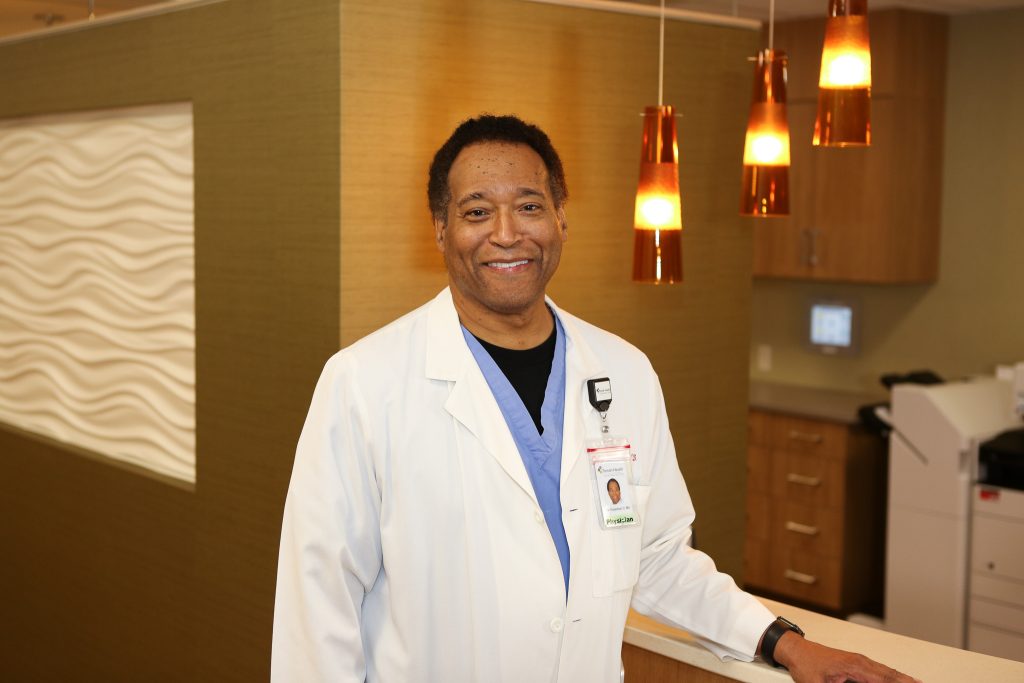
[549, 617, 564, 633]
[534, 510, 544, 523]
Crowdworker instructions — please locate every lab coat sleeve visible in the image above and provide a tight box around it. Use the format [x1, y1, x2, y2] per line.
[630, 371, 774, 662]
[271, 354, 382, 682]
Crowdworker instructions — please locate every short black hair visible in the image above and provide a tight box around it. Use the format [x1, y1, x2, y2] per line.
[427, 114, 568, 223]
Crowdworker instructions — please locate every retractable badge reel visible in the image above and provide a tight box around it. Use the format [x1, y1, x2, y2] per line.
[586, 378, 639, 529]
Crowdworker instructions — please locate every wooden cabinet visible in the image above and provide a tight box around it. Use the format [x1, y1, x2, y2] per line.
[622, 644, 733, 683]
[744, 409, 886, 614]
[752, 10, 948, 283]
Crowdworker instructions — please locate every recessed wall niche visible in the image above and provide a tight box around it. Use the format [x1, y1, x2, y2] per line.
[0, 102, 195, 483]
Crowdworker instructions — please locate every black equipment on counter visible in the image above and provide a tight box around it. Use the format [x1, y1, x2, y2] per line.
[879, 369, 944, 390]
[979, 427, 1024, 492]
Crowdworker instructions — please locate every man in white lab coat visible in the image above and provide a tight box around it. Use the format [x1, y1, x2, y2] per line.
[272, 115, 920, 683]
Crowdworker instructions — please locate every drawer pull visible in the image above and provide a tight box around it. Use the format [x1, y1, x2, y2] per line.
[786, 473, 822, 487]
[788, 430, 824, 444]
[785, 521, 820, 536]
[784, 569, 818, 585]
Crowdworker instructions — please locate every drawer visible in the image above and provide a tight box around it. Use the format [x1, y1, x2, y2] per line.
[771, 500, 843, 560]
[972, 574, 1024, 610]
[968, 623, 1024, 663]
[970, 597, 1024, 634]
[770, 414, 847, 460]
[971, 511, 1024, 583]
[767, 547, 842, 610]
[747, 444, 771, 494]
[770, 450, 845, 509]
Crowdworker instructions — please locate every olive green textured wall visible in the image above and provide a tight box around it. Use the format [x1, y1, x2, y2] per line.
[340, 0, 759, 578]
[749, 8, 1024, 394]
[0, 2, 340, 680]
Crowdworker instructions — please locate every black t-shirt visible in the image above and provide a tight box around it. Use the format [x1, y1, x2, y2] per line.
[474, 325, 556, 435]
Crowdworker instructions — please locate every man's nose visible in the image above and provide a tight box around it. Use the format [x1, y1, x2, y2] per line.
[489, 209, 520, 247]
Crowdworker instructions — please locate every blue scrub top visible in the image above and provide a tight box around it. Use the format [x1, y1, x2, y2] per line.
[461, 315, 570, 595]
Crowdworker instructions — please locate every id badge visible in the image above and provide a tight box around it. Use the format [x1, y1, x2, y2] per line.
[587, 436, 639, 529]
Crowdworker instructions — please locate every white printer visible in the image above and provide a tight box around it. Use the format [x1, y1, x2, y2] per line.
[884, 375, 1024, 661]
[970, 427, 1024, 659]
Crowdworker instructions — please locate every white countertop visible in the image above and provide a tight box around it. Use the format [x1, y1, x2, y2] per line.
[624, 598, 1024, 682]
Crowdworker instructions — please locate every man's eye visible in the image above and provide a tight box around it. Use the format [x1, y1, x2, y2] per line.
[521, 203, 542, 212]
[464, 209, 489, 220]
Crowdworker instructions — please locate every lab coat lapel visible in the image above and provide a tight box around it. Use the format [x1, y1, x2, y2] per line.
[550, 303, 607, 488]
[425, 289, 539, 506]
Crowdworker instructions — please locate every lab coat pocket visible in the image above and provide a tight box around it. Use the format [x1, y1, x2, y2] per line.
[591, 484, 652, 597]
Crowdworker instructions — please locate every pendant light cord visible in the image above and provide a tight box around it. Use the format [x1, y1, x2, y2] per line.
[768, 0, 775, 50]
[658, 0, 665, 105]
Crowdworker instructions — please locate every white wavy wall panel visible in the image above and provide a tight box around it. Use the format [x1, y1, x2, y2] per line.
[0, 103, 195, 483]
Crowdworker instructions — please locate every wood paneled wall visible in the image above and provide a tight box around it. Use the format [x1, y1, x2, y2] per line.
[341, 0, 759, 576]
[0, 2, 340, 680]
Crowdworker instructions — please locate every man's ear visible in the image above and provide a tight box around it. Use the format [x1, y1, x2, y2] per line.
[558, 209, 569, 242]
[433, 217, 446, 252]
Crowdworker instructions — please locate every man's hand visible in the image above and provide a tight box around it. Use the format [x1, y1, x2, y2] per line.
[773, 631, 923, 683]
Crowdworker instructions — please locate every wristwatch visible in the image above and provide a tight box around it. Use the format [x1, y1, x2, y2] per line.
[760, 616, 805, 669]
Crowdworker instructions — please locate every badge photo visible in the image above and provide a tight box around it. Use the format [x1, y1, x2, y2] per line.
[589, 443, 639, 529]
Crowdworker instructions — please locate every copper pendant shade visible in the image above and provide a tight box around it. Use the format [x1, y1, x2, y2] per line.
[741, 48, 790, 217]
[814, 0, 872, 146]
[632, 105, 683, 284]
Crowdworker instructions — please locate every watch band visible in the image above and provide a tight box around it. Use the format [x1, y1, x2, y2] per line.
[761, 616, 805, 669]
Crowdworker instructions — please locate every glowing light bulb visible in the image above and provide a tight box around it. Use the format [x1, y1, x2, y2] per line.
[639, 196, 675, 228]
[824, 53, 870, 87]
[750, 133, 786, 164]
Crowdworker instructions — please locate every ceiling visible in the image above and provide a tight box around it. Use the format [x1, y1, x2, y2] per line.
[0, 0, 178, 40]
[2, 0, 1023, 41]
[631, 0, 1024, 20]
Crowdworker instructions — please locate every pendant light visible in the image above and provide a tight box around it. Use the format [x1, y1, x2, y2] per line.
[740, 0, 790, 217]
[632, 0, 683, 284]
[813, 0, 871, 146]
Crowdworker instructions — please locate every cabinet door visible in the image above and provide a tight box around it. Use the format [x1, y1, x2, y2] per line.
[806, 97, 896, 282]
[754, 99, 896, 281]
[771, 17, 823, 100]
[751, 103, 817, 278]
[754, 11, 944, 283]
[806, 96, 938, 283]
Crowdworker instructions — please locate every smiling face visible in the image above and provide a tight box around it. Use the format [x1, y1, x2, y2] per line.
[607, 479, 621, 505]
[435, 142, 567, 327]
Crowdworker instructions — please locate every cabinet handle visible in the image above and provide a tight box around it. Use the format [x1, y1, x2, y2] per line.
[787, 429, 823, 444]
[799, 228, 822, 268]
[784, 569, 818, 585]
[807, 228, 820, 268]
[786, 473, 822, 487]
[785, 521, 820, 536]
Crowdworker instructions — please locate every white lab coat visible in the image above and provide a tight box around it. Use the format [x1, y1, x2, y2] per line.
[272, 288, 773, 682]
